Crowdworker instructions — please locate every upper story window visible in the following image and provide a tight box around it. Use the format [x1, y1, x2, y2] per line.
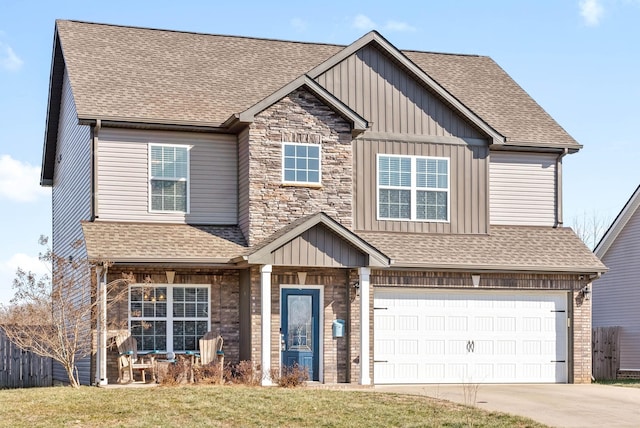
[282, 142, 321, 185]
[377, 154, 449, 222]
[149, 144, 189, 212]
[129, 284, 210, 352]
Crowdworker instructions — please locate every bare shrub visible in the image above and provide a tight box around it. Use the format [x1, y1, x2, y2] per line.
[270, 363, 308, 388]
[224, 360, 261, 386]
[160, 358, 191, 386]
[194, 362, 224, 385]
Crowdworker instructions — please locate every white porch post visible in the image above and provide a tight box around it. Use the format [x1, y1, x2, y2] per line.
[261, 264, 273, 386]
[359, 267, 371, 385]
[96, 266, 108, 386]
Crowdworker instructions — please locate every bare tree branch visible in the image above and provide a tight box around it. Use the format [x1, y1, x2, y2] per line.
[570, 210, 611, 250]
[0, 237, 132, 388]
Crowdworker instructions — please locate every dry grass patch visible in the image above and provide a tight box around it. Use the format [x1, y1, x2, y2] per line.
[596, 379, 640, 388]
[0, 385, 547, 427]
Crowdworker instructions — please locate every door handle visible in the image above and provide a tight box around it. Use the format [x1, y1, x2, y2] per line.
[470, 340, 475, 353]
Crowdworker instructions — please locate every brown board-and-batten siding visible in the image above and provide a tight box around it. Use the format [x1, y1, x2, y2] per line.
[271, 224, 366, 267]
[315, 44, 484, 138]
[353, 137, 489, 234]
[97, 128, 238, 224]
[52, 69, 93, 386]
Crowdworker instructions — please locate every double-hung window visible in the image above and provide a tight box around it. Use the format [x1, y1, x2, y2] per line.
[129, 285, 209, 352]
[282, 142, 321, 185]
[149, 144, 189, 212]
[378, 154, 449, 222]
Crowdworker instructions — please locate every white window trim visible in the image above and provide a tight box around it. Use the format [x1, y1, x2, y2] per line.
[376, 153, 450, 223]
[148, 143, 191, 214]
[128, 284, 210, 353]
[281, 142, 322, 185]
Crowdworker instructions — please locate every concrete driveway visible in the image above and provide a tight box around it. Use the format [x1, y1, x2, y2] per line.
[375, 384, 640, 427]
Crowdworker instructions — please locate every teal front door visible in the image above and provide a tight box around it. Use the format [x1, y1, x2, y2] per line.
[281, 288, 320, 381]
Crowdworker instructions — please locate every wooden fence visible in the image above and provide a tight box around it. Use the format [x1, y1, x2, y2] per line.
[0, 328, 52, 388]
[592, 326, 620, 381]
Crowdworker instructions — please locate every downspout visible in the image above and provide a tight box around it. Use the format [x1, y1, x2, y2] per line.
[95, 263, 108, 386]
[555, 148, 569, 227]
[91, 119, 101, 220]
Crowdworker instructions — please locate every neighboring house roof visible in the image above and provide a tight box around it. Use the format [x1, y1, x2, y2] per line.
[42, 20, 580, 184]
[81, 221, 247, 264]
[594, 184, 640, 258]
[359, 226, 607, 274]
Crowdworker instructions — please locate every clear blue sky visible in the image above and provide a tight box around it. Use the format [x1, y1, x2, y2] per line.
[1, 0, 638, 304]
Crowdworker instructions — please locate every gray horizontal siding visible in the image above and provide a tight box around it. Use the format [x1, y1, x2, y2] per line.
[489, 152, 556, 226]
[593, 208, 640, 370]
[316, 44, 484, 138]
[52, 70, 92, 385]
[354, 137, 489, 234]
[97, 128, 237, 224]
[272, 224, 366, 267]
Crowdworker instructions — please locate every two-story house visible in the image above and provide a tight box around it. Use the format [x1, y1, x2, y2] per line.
[41, 20, 606, 386]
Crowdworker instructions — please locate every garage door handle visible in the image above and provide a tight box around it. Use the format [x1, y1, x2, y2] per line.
[551, 360, 566, 363]
[466, 340, 475, 353]
[374, 307, 388, 310]
[374, 360, 388, 363]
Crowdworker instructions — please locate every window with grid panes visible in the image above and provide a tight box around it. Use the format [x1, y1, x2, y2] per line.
[149, 144, 189, 212]
[377, 154, 449, 222]
[129, 285, 209, 352]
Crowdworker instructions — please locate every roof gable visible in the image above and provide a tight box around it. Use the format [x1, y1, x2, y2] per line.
[595, 184, 640, 258]
[225, 75, 367, 136]
[246, 212, 390, 267]
[307, 31, 504, 144]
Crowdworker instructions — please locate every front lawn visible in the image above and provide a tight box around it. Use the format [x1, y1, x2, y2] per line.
[0, 385, 545, 427]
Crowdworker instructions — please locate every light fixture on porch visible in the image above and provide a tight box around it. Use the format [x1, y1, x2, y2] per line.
[471, 274, 481, 288]
[166, 270, 176, 284]
[353, 281, 360, 296]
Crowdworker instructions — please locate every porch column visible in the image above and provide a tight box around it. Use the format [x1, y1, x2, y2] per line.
[359, 267, 371, 385]
[261, 264, 273, 386]
[96, 266, 108, 386]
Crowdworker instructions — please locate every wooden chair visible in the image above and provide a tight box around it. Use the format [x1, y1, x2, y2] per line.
[115, 331, 156, 383]
[198, 332, 223, 365]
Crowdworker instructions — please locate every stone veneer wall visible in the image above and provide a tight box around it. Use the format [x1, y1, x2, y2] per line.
[244, 88, 354, 246]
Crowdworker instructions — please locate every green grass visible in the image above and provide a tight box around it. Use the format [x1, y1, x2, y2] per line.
[596, 379, 640, 388]
[0, 385, 547, 428]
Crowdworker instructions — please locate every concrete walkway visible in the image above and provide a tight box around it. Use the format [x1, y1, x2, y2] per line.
[375, 384, 640, 428]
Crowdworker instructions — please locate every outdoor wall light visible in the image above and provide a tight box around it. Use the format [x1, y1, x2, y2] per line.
[580, 285, 591, 300]
[353, 281, 360, 296]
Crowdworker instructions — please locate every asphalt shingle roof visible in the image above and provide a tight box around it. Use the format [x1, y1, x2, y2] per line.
[55, 20, 576, 146]
[358, 226, 606, 273]
[81, 220, 605, 273]
[81, 221, 247, 263]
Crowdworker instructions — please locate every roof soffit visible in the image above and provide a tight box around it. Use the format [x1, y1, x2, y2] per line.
[306, 31, 506, 145]
[41, 26, 66, 186]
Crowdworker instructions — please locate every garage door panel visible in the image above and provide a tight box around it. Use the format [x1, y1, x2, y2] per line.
[374, 288, 568, 384]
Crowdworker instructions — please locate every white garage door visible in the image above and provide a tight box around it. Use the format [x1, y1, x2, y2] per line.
[374, 288, 568, 384]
